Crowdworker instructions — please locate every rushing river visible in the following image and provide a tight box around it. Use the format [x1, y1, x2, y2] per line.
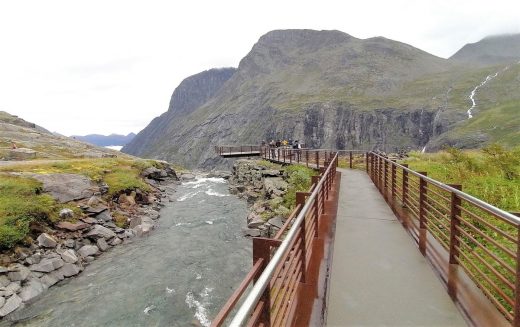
[3, 177, 251, 327]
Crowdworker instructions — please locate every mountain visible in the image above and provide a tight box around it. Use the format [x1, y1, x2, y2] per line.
[450, 34, 520, 65]
[0, 111, 126, 160]
[72, 133, 136, 147]
[122, 29, 520, 167]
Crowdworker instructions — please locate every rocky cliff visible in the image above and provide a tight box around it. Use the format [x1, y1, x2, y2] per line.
[122, 30, 520, 167]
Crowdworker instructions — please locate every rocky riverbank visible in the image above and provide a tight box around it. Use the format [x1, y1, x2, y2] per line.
[0, 164, 181, 318]
[228, 159, 292, 238]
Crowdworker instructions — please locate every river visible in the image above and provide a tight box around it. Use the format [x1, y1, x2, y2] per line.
[3, 177, 251, 327]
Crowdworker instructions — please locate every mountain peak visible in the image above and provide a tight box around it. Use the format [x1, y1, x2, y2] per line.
[450, 33, 520, 65]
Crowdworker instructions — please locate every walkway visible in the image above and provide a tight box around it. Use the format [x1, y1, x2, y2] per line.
[327, 169, 466, 326]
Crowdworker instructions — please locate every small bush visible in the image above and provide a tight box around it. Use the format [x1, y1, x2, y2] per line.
[282, 165, 315, 209]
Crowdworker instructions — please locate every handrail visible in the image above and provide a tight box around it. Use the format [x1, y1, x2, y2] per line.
[370, 152, 520, 226]
[229, 152, 338, 326]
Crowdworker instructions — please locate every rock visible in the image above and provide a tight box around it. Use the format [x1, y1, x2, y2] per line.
[0, 294, 22, 317]
[58, 208, 74, 219]
[95, 211, 112, 222]
[87, 196, 101, 207]
[133, 223, 153, 237]
[0, 267, 7, 274]
[141, 167, 163, 180]
[40, 274, 59, 288]
[77, 245, 99, 257]
[109, 238, 122, 246]
[60, 250, 78, 264]
[181, 173, 196, 181]
[267, 217, 284, 229]
[30, 257, 64, 273]
[129, 216, 154, 229]
[85, 225, 116, 239]
[19, 278, 45, 302]
[96, 238, 109, 252]
[25, 253, 42, 265]
[81, 217, 98, 224]
[242, 229, 262, 237]
[0, 276, 10, 288]
[84, 205, 108, 215]
[27, 173, 99, 203]
[262, 170, 281, 177]
[37, 233, 57, 248]
[64, 239, 75, 248]
[30, 271, 44, 278]
[0, 282, 21, 297]
[56, 221, 90, 231]
[84, 256, 95, 263]
[7, 265, 30, 282]
[141, 208, 160, 220]
[49, 270, 64, 281]
[0, 297, 4, 309]
[248, 218, 265, 229]
[57, 263, 80, 277]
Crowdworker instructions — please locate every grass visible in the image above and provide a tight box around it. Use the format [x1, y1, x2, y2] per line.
[0, 157, 164, 249]
[281, 165, 315, 210]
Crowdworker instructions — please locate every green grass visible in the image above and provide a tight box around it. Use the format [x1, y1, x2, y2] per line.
[0, 175, 65, 248]
[281, 165, 315, 210]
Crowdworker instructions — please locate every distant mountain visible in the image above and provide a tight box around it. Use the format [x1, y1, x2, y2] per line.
[450, 34, 520, 65]
[72, 133, 136, 147]
[122, 30, 520, 167]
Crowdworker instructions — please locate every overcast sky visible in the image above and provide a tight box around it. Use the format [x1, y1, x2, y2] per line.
[0, 0, 519, 136]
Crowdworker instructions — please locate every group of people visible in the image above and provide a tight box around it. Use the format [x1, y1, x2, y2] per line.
[262, 139, 302, 160]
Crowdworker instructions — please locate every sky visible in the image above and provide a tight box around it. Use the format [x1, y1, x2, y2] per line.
[0, 0, 519, 136]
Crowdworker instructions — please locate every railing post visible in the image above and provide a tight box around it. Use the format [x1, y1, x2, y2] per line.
[384, 159, 388, 195]
[316, 152, 319, 169]
[289, 149, 292, 164]
[448, 184, 462, 299]
[366, 152, 369, 173]
[418, 172, 428, 255]
[402, 164, 409, 208]
[349, 151, 353, 169]
[391, 160, 397, 204]
[252, 238, 272, 326]
[306, 151, 309, 168]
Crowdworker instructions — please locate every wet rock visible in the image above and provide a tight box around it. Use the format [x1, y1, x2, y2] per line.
[0, 281, 20, 297]
[56, 221, 90, 231]
[19, 278, 45, 302]
[142, 208, 160, 220]
[133, 223, 153, 237]
[129, 216, 154, 229]
[29, 258, 64, 273]
[247, 218, 265, 229]
[27, 173, 99, 203]
[96, 238, 109, 252]
[37, 233, 57, 248]
[59, 208, 74, 219]
[0, 294, 22, 317]
[85, 225, 116, 239]
[60, 250, 78, 264]
[181, 173, 196, 181]
[77, 245, 99, 257]
[7, 265, 30, 282]
[58, 263, 80, 277]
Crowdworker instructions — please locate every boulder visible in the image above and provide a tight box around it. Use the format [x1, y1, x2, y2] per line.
[181, 173, 196, 181]
[109, 238, 122, 246]
[64, 239, 75, 248]
[77, 245, 99, 257]
[60, 250, 78, 264]
[267, 217, 284, 229]
[58, 263, 80, 277]
[27, 173, 99, 203]
[133, 223, 153, 237]
[0, 294, 22, 317]
[40, 273, 59, 288]
[0, 297, 4, 309]
[0, 282, 21, 297]
[29, 258, 64, 273]
[58, 208, 74, 219]
[96, 238, 109, 252]
[56, 221, 90, 231]
[87, 196, 101, 207]
[129, 216, 154, 229]
[25, 253, 41, 265]
[248, 218, 265, 229]
[85, 225, 116, 239]
[84, 205, 108, 215]
[141, 167, 162, 180]
[81, 217, 98, 224]
[7, 265, 30, 282]
[262, 170, 281, 177]
[49, 270, 64, 281]
[37, 233, 57, 248]
[19, 278, 45, 302]
[242, 229, 262, 237]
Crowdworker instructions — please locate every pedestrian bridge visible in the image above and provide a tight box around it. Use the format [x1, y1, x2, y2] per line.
[212, 146, 518, 327]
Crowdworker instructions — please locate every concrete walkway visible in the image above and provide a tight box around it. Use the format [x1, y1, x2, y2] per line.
[327, 169, 467, 327]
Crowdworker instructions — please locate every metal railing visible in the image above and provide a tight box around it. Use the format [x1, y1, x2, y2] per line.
[368, 152, 520, 325]
[211, 151, 339, 326]
[215, 145, 262, 156]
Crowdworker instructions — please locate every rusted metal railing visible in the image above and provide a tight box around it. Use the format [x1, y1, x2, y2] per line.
[368, 152, 520, 325]
[211, 151, 339, 327]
